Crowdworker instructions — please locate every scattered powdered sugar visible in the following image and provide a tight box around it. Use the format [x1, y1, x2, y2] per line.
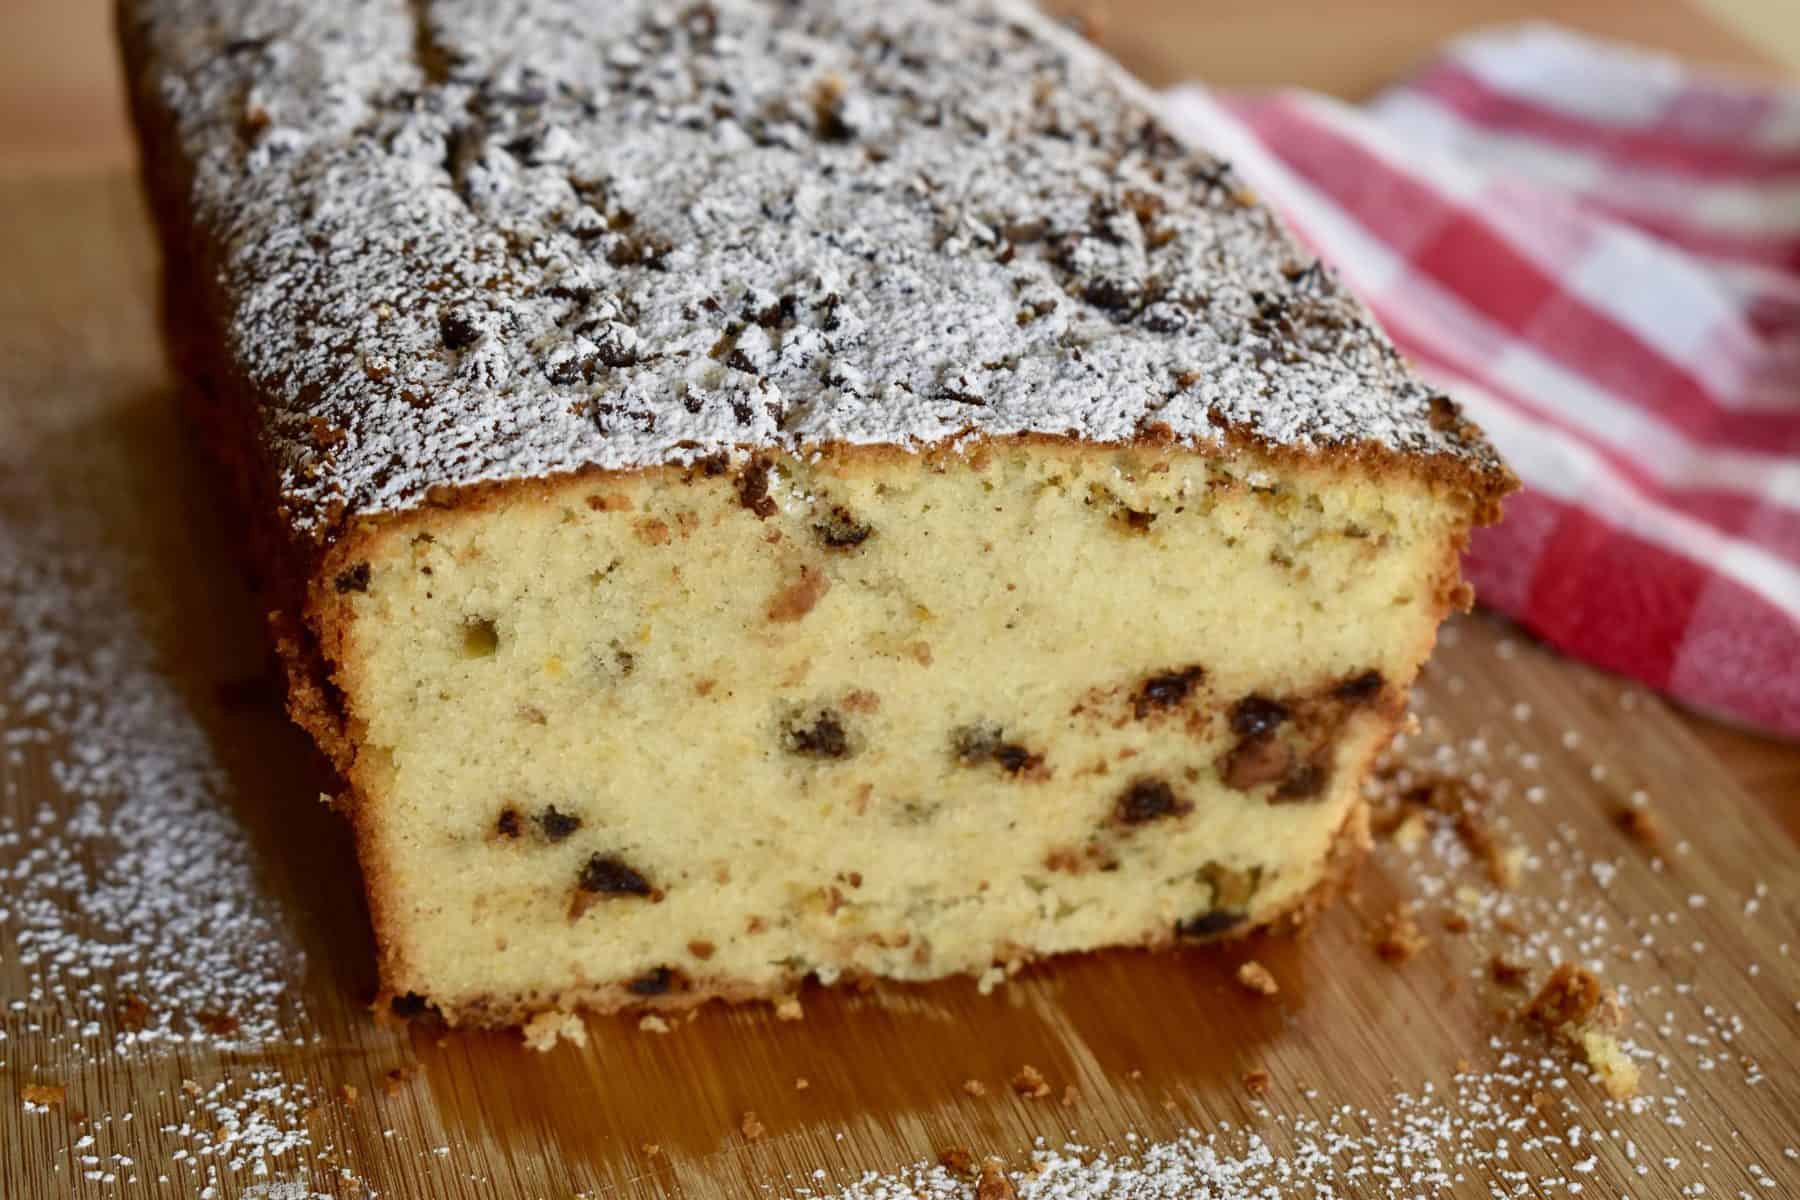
[25, 1070, 322, 1193]
[125, 0, 1503, 542]
[0, 408, 301, 1057]
[1, 395, 323, 1191]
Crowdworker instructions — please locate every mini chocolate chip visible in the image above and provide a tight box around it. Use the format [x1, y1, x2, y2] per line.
[1175, 910, 1245, 939]
[334, 563, 371, 594]
[595, 337, 639, 370]
[1133, 666, 1203, 718]
[1273, 763, 1327, 802]
[1082, 276, 1139, 312]
[494, 807, 522, 839]
[1141, 306, 1189, 334]
[816, 92, 857, 143]
[628, 966, 675, 996]
[545, 351, 588, 384]
[1333, 670, 1385, 704]
[737, 459, 778, 519]
[579, 854, 652, 897]
[785, 711, 850, 759]
[537, 806, 582, 842]
[814, 506, 872, 549]
[993, 743, 1043, 775]
[1114, 778, 1190, 825]
[1121, 507, 1156, 532]
[951, 724, 1041, 775]
[1230, 696, 1289, 737]
[439, 309, 479, 351]
[389, 992, 430, 1018]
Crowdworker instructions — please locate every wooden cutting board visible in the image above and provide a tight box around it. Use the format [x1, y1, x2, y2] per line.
[2, 11, 1797, 1196]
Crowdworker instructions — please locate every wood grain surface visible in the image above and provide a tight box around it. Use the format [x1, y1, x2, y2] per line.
[1, 3, 1797, 1197]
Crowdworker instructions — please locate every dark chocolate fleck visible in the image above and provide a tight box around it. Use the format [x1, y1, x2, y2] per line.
[814, 506, 873, 549]
[784, 711, 850, 759]
[537, 806, 582, 842]
[1175, 910, 1246, 939]
[579, 854, 653, 897]
[334, 562, 371, 593]
[438, 308, 479, 351]
[1082, 275, 1139, 312]
[951, 723, 1042, 775]
[993, 742, 1042, 775]
[628, 966, 675, 996]
[1333, 670, 1385, 704]
[1273, 763, 1327, 802]
[1230, 696, 1289, 737]
[494, 807, 522, 839]
[815, 94, 857, 143]
[1132, 665, 1203, 719]
[1113, 778, 1190, 826]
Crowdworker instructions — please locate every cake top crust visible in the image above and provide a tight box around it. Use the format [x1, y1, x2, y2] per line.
[128, 0, 1508, 539]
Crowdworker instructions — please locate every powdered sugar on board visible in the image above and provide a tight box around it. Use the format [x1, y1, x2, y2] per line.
[0, 409, 300, 1056]
[125, 0, 1503, 542]
[0, 386, 329, 1193]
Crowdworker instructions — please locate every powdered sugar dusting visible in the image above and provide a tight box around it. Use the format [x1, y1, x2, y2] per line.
[0, 384, 333, 1190]
[0, 413, 300, 1056]
[125, 0, 1502, 541]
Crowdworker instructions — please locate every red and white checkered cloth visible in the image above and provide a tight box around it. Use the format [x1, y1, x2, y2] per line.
[1161, 24, 1800, 738]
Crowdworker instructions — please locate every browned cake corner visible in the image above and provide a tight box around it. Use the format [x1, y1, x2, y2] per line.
[118, 0, 1513, 1035]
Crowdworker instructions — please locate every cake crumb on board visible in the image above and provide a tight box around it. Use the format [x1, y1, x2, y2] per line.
[20, 1083, 66, 1108]
[1373, 908, 1428, 962]
[522, 1009, 589, 1050]
[1234, 959, 1279, 996]
[975, 1158, 1017, 1200]
[1009, 1065, 1051, 1099]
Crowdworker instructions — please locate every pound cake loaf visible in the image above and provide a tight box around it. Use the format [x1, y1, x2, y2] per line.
[120, 0, 1513, 1031]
